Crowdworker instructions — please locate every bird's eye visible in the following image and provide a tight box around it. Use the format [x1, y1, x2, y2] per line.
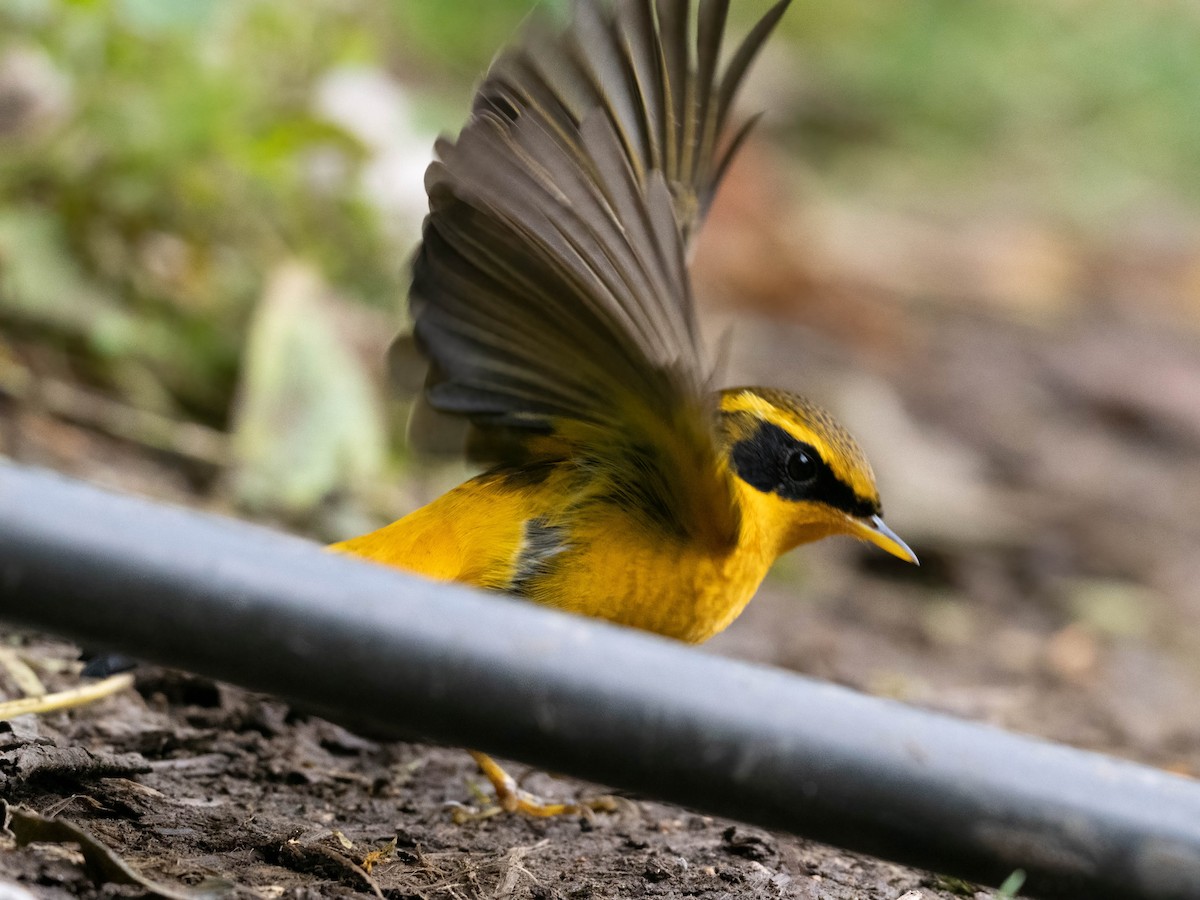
[785, 449, 817, 483]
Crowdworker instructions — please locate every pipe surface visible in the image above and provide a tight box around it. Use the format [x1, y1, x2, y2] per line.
[1, 462, 1198, 899]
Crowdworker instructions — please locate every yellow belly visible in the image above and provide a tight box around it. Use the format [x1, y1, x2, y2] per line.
[331, 467, 774, 644]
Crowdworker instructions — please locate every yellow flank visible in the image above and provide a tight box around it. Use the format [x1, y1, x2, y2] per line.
[331, 471, 534, 592]
[334, 461, 767, 644]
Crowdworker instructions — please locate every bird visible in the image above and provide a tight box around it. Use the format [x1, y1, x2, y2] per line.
[333, 0, 917, 816]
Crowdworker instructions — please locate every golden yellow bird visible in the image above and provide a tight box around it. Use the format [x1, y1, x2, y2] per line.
[334, 0, 917, 815]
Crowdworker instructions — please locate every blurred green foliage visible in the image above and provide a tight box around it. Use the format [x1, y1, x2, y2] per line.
[391, 0, 560, 81]
[1, 0, 409, 424]
[777, 1, 1200, 217]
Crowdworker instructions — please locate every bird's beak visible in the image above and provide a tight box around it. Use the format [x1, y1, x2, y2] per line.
[849, 514, 919, 565]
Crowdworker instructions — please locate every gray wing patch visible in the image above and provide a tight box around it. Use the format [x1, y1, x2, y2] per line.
[508, 517, 569, 597]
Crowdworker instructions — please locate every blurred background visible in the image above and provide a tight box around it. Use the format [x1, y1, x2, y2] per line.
[3, 0, 1199, 774]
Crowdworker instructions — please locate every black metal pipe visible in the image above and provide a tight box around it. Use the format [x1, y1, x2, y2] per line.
[1, 462, 1198, 899]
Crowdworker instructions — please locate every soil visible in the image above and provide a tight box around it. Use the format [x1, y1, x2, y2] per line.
[0, 651, 982, 900]
[3, 188, 1200, 898]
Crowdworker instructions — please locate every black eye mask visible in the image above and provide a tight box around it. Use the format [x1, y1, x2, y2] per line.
[729, 421, 879, 518]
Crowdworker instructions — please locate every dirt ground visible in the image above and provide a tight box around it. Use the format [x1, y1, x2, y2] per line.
[1, 646, 988, 900]
[3, 154, 1200, 898]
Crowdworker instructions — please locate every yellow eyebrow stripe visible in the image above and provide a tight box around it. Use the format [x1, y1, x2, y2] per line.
[720, 389, 879, 504]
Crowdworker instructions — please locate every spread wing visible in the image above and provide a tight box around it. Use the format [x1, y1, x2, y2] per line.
[481, 0, 791, 251]
[401, 0, 789, 548]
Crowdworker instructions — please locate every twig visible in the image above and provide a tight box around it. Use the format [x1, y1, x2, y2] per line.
[0, 647, 47, 696]
[491, 842, 545, 899]
[0, 673, 135, 719]
[4, 803, 208, 899]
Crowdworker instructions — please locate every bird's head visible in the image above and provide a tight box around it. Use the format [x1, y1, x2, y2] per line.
[717, 387, 917, 565]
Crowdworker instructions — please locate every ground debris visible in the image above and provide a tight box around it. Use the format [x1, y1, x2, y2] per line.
[720, 825, 778, 862]
[264, 833, 385, 899]
[0, 741, 150, 791]
[360, 836, 396, 874]
[3, 802, 229, 899]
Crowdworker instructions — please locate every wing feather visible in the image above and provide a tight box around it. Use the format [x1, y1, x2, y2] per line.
[402, 0, 789, 546]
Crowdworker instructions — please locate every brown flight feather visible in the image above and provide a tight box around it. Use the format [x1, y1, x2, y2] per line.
[399, 0, 790, 548]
